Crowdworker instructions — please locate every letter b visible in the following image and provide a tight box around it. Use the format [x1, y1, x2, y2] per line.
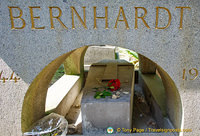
[8, 7, 26, 29]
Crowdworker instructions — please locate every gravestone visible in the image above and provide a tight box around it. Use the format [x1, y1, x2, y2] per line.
[81, 60, 135, 134]
[0, 0, 199, 135]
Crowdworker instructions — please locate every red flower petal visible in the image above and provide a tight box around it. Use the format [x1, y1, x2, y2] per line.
[107, 79, 121, 91]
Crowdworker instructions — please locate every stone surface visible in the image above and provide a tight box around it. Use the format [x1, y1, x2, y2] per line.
[0, 0, 199, 135]
[63, 46, 88, 81]
[82, 98, 131, 134]
[21, 51, 73, 132]
[139, 54, 156, 74]
[84, 45, 116, 71]
[0, 58, 29, 136]
[81, 60, 134, 134]
[139, 72, 167, 117]
[54, 75, 82, 116]
[65, 91, 83, 124]
[45, 75, 80, 112]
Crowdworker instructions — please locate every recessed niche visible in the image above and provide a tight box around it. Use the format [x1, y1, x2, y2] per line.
[21, 45, 182, 135]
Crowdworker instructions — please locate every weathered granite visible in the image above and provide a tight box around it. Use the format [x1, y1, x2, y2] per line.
[0, 58, 29, 136]
[0, 0, 199, 135]
[84, 45, 116, 71]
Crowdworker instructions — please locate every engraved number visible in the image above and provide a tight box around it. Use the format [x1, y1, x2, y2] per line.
[183, 68, 198, 80]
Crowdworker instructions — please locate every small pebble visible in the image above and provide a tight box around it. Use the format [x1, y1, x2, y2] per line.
[112, 94, 120, 99]
[123, 91, 129, 95]
[116, 91, 120, 96]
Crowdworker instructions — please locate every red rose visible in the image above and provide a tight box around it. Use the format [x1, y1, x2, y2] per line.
[107, 79, 120, 91]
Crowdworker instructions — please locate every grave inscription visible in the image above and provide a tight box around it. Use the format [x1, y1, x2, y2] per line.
[182, 68, 198, 81]
[0, 71, 20, 83]
[8, 6, 191, 30]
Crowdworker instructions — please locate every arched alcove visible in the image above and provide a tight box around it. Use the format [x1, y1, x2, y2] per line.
[21, 45, 182, 134]
[138, 54, 182, 129]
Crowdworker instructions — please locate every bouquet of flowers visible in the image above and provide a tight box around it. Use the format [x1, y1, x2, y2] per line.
[94, 79, 121, 99]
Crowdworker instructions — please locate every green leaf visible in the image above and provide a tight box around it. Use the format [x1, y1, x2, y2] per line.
[96, 91, 101, 95]
[94, 90, 112, 99]
[110, 86, 115, 89]
[103, 91, 112, 96]
[95, 96, 101, 99]
[94, 91, 101, 98]
[126, 50, 138, 59]
[101, 95, 106, 98]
